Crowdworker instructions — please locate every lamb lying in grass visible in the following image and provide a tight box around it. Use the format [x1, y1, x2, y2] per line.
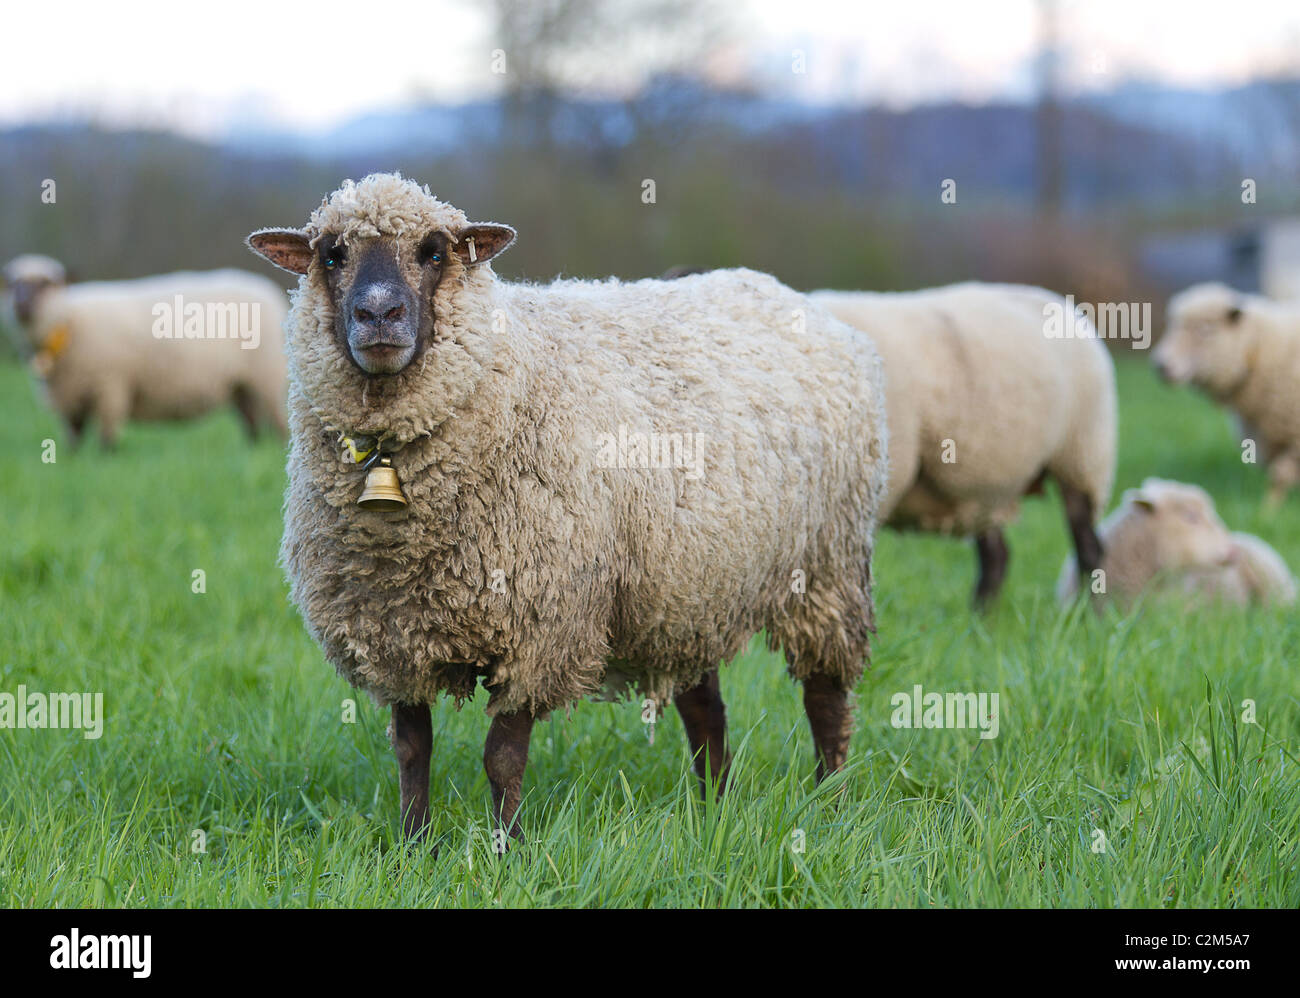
[247, 173, 890, 843]
[1056, 477, 1296, 608]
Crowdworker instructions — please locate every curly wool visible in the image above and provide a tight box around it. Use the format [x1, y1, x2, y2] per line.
[277, 174, 890, 717]
[811, 283, 1117, 534]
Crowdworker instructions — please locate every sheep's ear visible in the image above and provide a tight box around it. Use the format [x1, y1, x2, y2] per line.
[1123, 486, 1156, 513]
[247, 228, 314, 275]
[453, 223, 516, 267]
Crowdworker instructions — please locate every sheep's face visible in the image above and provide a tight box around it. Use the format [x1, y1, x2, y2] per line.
[248, 219, 515, 378]
[8, 275, 58, 325]
[318, 232, 439, 375]
[1153, 285, 1254, 397]
[2, 256, 67, 327]
[1127, 480, 1235, 573]
[250, 174, 514, 379]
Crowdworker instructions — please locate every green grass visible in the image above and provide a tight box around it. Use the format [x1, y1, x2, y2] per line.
[1, 357, 1297, 908]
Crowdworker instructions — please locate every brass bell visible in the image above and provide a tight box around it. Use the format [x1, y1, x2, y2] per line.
[357, 456, 407, 511]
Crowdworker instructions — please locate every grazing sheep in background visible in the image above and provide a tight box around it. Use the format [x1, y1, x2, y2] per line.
[1056, 477, 1297, 608]
[809, 284, 1117, 608]
[247, 173, 889, 843]
[23, 270, 288, 448]
[1153, 282, 1300, 510]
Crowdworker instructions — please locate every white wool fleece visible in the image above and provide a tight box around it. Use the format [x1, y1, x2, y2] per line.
[811, 282, 1117, 535]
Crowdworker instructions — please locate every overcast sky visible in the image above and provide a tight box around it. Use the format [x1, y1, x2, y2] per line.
[2, 0, 1298, 137]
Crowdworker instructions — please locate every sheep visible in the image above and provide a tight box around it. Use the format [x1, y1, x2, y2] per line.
[246, 173, 890, 843]
[22, 270, 289, 448]
[1153, 282, 1300, 510]
[808, 284, 1117, 607]
[1056, 477, 1297, 608]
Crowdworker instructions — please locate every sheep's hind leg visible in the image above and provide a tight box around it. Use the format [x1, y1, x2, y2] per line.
[484, 710, 535, 845]
[973, 527, 1009, 609]
[391, 702, 432, 839]
[1059, 481, 1103, 588]
[802, 673, 853, 783]
[675, 668, 731, 798]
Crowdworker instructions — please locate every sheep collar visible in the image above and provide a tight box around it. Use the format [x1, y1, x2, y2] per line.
[30, 322, 71, 378]
[327, 423, 409, 510]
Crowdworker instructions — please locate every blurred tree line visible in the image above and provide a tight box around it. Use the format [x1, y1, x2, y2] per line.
[2, 0, 1294, 360]
[0, 97, 1255, 331]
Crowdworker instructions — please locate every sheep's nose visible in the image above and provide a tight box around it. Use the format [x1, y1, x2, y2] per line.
[353, 303, 405, 324]
[349, 283, 408, 330]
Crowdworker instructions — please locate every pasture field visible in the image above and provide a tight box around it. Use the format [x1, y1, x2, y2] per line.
[0, 357, 1297, 908]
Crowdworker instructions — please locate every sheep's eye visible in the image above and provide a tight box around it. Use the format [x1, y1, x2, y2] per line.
[322, 244, 346, 270]
[417, 236, 443, 266]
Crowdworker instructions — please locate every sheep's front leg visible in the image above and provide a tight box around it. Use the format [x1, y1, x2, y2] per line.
[972, 527, 1009, 609]
[1060, 482, 1103, 587]
[391, 702, 432, 839]
[484, 710, 534, 843]
[802, 673, 853, 782]
[675, 669, 731, 798]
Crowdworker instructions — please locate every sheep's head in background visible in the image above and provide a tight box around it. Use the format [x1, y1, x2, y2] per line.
[1153, 282, 1256, 399]
[1124, 477, 1236, 573]
[2, 254, 68, 329]
[247, 174, 514, 378]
